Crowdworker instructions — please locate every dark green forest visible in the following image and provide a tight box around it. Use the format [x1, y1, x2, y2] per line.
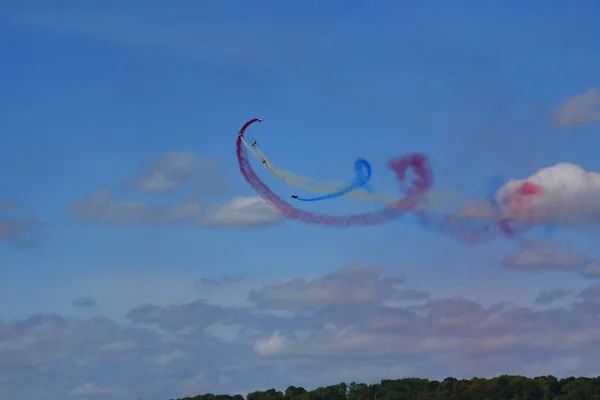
[172, 375, 600, 400]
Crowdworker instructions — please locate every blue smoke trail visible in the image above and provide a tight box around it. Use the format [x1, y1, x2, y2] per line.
[294, 159, 373, 202]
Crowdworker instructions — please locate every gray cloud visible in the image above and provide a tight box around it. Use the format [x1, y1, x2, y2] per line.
[125, 300, 224, 331]
[583, 261, 600, 278]
[0, 219, 43, 241]
[389, 289, 431, 302]
[578, 283, 600, 299]
[502, 241, 600, 279]
[502, 241, 586, 270]
[535, 288, 570, 304]
[248, 264, 405, 310]
[72, 297, 96, 308]
[0, 201, 20, 209]
[5, 265, 600, 399]
[554, 87, 600, 127]
[67, 382, 123, 397]
[571, 299, 600, 315]
[0, 201, 45, 242]
[195, 275, 245, 288]
[0, 313, 253, 400]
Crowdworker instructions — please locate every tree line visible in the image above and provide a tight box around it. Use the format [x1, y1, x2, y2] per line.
[171, 375, 600, 400]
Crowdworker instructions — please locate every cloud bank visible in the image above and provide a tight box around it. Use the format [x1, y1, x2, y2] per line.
[3, 264, 600, 400]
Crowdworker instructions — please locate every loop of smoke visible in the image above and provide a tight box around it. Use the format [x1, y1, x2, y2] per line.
[236, 118, 543, 245]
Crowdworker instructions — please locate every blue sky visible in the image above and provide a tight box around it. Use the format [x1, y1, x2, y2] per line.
[3, 1, 600, 399]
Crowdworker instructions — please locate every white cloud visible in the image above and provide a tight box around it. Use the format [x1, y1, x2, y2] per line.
[254, 331, 288, 356]
[554, 87, 600, 127]
[495, 162, 600, 226]
[200, 196, 283, 228]
[70, 151, 283, 228]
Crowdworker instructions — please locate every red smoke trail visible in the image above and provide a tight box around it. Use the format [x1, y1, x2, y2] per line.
[236, 118, 544, 244]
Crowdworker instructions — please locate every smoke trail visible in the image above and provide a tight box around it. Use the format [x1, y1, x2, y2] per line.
[237, 120, 425, 227]
[242, 137, 350, 191]
[242, 136, 391, 202]
[244, 136, 465, 208]
[236, 118, 546, 244]
[295, 159, 372, 202]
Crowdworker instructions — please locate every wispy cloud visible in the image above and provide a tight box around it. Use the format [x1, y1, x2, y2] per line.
[502, 241, 600, 279]
[70, 189, 281, 228]
[0, 201, 45, 242]
[0, 219, 43, 240]
[554, 87, 600, 127]
[195, 275, 245, 288]
[124, 151, 227, 196]
[7, 8, 312, 69]
[67, 382, 123, 397]
[70, 188, 204, 225]
[200, 196, 283, 228]
[70, 151, 283, 228]
[72, 296, 96, 308]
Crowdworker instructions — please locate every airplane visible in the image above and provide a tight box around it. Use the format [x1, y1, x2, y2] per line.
[251, 140, 257, 147]
[290, 194, 299, 199]
[261, 159, 267, 164]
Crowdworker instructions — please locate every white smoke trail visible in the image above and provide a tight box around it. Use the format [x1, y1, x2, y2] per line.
[242, 137, 460, 207]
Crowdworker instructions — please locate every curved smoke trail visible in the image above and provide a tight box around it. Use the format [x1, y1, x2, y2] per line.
[243, 135, 463, 207]
[241, 137, 351, 192]
[236, 118, 544, 244]
[294, 159, 372, 202]
[242, 136, 390, 202]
